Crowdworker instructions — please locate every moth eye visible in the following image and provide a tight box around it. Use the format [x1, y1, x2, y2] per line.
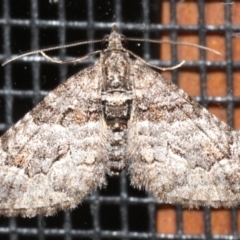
[102, 35, 109, 48]
[121, 36, 128, 48]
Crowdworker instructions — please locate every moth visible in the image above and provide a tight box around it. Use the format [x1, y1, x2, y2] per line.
[1, 25, 239, 217]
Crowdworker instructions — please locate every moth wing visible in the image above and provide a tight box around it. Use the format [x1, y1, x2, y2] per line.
[127, 60, 240, 208]
[0, 61, 108, 217]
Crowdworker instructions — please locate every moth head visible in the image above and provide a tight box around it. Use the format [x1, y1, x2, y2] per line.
[102, 24, 126, 50]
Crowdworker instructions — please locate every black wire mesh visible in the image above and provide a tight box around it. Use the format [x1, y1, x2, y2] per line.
[0, 0, 239, 239]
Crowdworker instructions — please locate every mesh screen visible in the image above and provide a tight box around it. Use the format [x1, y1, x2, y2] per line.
[0, 0, 239, 239]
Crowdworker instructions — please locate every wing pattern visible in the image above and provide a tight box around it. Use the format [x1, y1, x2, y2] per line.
[0, 61, 109, 217]
[127, 60, 240, 208]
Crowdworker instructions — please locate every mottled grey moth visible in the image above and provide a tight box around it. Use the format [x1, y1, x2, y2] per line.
[1, 25, 238, 217]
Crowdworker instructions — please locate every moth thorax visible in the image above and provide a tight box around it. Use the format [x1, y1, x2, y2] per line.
[102, 51, 131, 92]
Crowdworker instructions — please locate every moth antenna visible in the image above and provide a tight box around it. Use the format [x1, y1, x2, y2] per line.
[40, 50, 102, 64]
[2, 39, 104, 66]
[128, 49, 185, 71]
[125, 38, 222, 56]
